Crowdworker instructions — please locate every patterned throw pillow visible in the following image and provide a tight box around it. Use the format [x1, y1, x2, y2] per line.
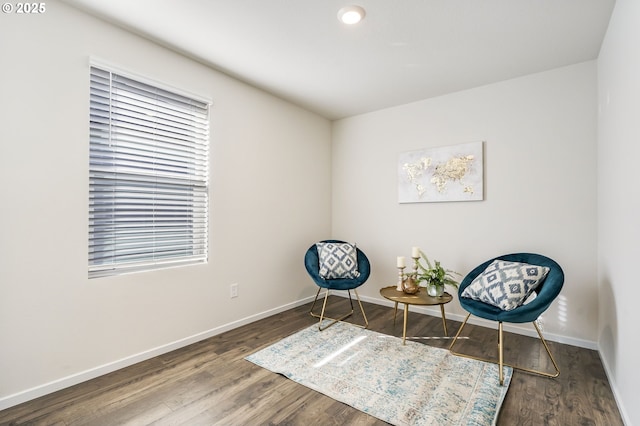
[461, 260, 550, 311]
[316, 242, 360, 279]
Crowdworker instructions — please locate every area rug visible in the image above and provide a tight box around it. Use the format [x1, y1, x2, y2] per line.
[245, 321, 512, 426]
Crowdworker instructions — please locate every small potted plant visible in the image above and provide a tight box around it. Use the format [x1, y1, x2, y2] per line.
[412, 251, 460, 297]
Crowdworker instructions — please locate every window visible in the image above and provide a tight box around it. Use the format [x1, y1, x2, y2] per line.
[89, 65, 210, 278]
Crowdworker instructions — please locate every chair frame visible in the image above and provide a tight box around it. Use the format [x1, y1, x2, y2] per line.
[448, 253, 563, 385]
[305, 240, 370, 331]
[449, 313, 560, 385]
[309, 287, 368, 331]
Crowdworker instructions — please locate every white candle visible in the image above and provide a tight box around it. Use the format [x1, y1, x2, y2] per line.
[412, 247, 420, 258]
[397, 256, 405, 268]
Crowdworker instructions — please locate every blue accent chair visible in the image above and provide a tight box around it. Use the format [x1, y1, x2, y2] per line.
[304, 240, 370, 330]
[449, 253, 564, 385]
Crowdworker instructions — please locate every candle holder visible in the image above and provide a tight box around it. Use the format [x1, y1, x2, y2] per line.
[396, 266, 405, 291]
[412, 256, 420, 278]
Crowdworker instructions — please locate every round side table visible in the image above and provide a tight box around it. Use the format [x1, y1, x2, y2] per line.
[379, 286, 453, 345]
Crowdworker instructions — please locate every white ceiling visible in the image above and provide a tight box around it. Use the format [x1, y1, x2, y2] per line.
[62, 0, 615, 120]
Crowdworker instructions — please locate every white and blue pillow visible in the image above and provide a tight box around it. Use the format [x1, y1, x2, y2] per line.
[316, 242, 360, 279]
[461, 260, 549, 311]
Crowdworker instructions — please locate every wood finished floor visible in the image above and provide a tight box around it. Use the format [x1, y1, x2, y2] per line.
[0, 297, 624, 425]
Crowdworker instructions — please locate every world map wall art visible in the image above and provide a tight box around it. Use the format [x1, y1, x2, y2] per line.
[398, 141, 484, 203]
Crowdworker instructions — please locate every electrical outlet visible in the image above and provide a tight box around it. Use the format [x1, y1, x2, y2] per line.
[230, 283, 238, 298]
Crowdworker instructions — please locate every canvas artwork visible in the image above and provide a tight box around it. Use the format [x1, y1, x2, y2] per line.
[398, 141, 484, 203]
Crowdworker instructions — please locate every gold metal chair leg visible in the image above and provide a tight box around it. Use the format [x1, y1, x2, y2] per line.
[448, 312, 472, 352]
[309, 288, 368, 331]
[533, 320, 561, 378]
[498, 322, 504, 385]
[353, 289, 369, 329]
[449, 314, 560, 385]
[309, 287, 325, 319]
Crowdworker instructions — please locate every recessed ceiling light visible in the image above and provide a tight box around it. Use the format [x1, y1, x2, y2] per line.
[337, 5, 365, 25]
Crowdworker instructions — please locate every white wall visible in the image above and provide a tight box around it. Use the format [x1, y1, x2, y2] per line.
[0, 1, 331, 408]
[1, 2, 631, 420]
[332, 62, 598, 347]
[597, 0, 640, 424]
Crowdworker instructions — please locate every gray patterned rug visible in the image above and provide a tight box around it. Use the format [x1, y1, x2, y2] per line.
[245, 321, 512, 426]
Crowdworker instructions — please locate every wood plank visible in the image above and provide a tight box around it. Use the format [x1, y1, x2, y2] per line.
[0, 297, 624, 425]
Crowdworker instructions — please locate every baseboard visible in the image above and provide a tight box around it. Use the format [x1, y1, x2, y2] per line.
[357, 293, 598, 350]
[597, 343, 631, 426]
[0, 291, 599, 412]
[0, 295, 315, 412]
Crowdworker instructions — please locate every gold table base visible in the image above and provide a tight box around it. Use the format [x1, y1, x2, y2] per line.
[379, 286, 453, 345]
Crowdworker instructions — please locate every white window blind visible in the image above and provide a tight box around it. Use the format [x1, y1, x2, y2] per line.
[89, 66, 210, 278]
